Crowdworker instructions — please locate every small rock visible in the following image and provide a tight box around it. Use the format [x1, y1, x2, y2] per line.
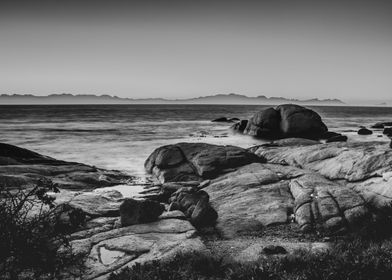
[212, 117, 239, 123]
[372, 122, 392, 129]
[262, 245, 287, 255]
[358, 128, 373, 135]
[191, 197, 218, 227]
[320, 131, 341, 140]
[212, 117, 230, 122]
[231, 120, 249, 132]
[326, 135, 348, 143]
[120, 198, 164, 227]
[372, 123, 384, 129]
[383, 127, 392, 136]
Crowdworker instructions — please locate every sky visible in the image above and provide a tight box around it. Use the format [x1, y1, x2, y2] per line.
[0, 0, 391, 103]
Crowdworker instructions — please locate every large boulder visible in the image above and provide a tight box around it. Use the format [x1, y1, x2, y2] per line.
[120, 198, 164, 226]
[0, 143, 132, 190]
[145, 142, 264, 183]
[243, 107, 281, 138]
[236, 104, 328, 139]
[276, 104, 327, 137]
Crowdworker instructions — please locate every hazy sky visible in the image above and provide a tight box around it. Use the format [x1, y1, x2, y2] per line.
[1, 0, 391, 101]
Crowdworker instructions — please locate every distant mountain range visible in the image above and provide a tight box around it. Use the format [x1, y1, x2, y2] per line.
[0, 93, 345, 105]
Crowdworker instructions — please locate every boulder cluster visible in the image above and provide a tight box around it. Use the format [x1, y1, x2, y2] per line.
[147, 140, 392, 237]
[231, 104, 391, 142]
[4, 104, 392, 279]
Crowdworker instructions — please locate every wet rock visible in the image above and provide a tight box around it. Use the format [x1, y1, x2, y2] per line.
[320, 131, 342, 140]
[212, 117, 229, 122]
[0, 142, 132, 190]
[372, 122, 392, 129]
[145, 143, 264, 183]
[326, 135, 348, 143]
[383, 127, 392, 136]
[120, 199, 164, 226]
[231, 120, 248, 132]
[358, 128, 373, 135]
[212, 117, 239, 122]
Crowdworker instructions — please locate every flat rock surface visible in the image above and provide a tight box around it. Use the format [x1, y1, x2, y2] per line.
[65, 190, 123, 217]
[204, 163, 299, 238]
[0, 142, 132, 190]
[68, 218, 207, 280]
[252, 141, 392, 182]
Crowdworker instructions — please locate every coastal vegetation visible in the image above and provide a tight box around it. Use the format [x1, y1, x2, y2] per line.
[110, 233, 392, 280]
[0, 180, 84, 279]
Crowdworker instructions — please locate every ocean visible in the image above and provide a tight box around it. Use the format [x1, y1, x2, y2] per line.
[1, 105, 391, 178]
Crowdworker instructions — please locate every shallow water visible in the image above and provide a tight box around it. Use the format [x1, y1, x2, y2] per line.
[94, 184, 159, 198]
[1, 104, 391, 178]
[99, 247, 125, 265]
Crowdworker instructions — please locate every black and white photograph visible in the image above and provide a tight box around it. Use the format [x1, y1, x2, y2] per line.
[1, 0, 392, 279]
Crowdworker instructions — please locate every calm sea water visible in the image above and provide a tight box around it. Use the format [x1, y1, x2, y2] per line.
[1, 105, 391, 178]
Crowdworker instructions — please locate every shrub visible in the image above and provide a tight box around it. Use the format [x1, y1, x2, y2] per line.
[0, 179, 84, 279]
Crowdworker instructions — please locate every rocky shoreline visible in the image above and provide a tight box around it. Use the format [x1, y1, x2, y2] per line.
[2, 104, 392, 279]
